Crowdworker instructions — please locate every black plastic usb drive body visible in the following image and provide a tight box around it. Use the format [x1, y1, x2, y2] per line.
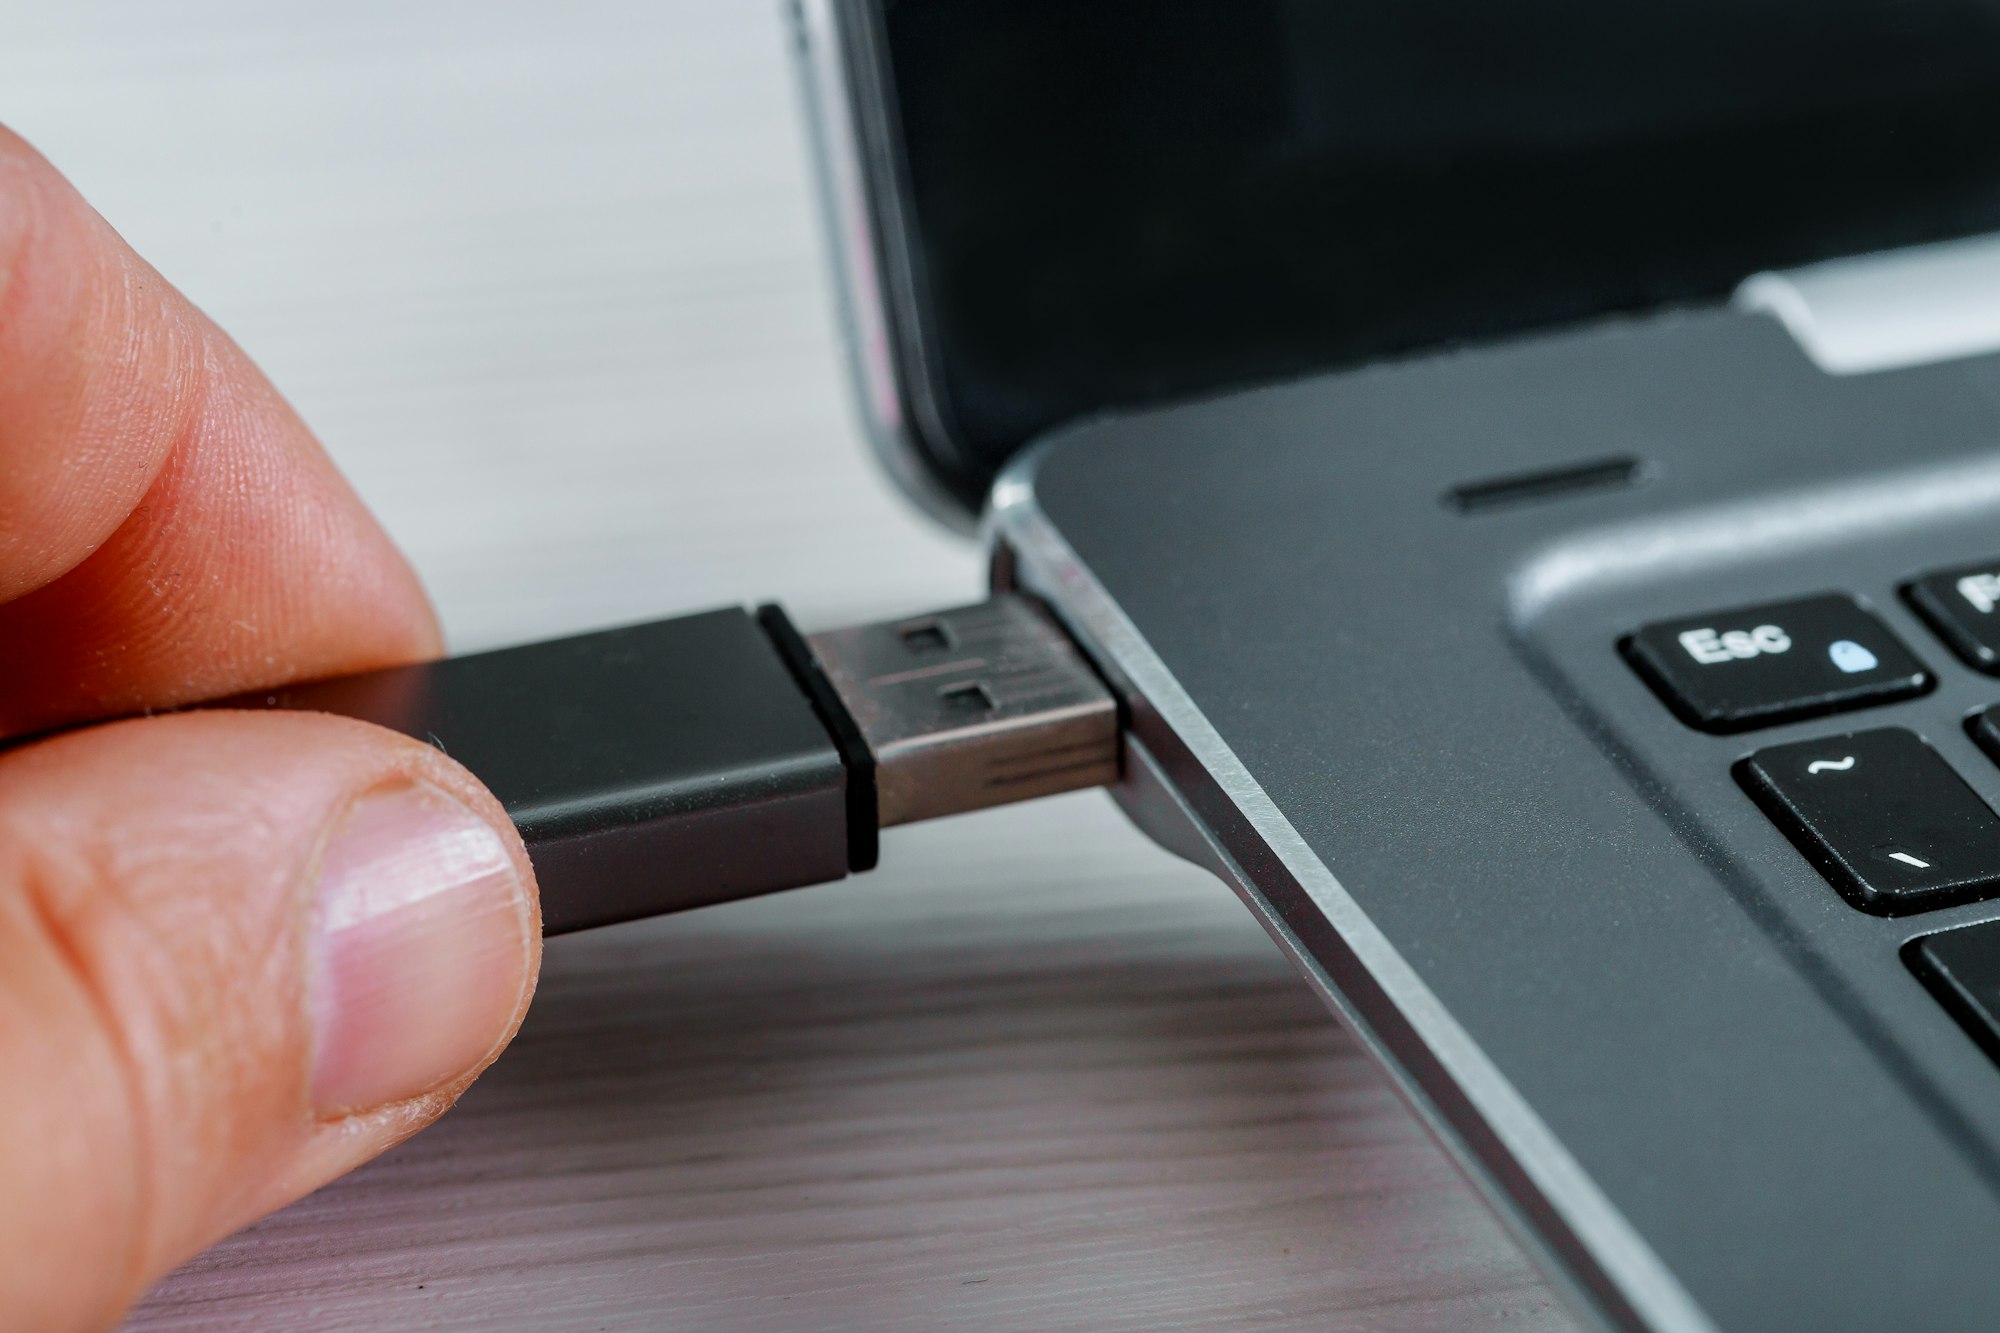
[229, 607, 855, 933]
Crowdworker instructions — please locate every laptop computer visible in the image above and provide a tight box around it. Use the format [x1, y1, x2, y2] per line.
[791, 3, 2000, 1328]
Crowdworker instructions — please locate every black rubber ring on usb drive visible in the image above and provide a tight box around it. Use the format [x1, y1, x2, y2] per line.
[756, 603, 879, 873]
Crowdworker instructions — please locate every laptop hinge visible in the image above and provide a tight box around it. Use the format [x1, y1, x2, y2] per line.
[1736, 230, 2000, 375]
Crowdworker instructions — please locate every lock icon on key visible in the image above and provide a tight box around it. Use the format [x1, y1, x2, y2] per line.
[1829, 640, 1879, 674]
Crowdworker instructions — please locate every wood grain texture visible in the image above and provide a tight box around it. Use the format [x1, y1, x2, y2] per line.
[2, 3, 1574, 1327]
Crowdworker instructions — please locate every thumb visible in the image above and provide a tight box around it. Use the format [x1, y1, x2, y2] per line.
[0, 710, 540, 1330]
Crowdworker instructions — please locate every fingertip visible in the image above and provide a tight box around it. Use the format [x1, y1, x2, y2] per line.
[0, 121, 203, 603]
[0, 710, 540, 1316]
[0, 121, 445, 726]
[307, 779, 538, 1115]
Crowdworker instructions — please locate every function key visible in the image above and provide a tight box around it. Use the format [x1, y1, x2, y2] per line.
[1737, 728, 2000, 915]
[1622, 593, 1931, 733]
[1905, 560, 2000, 674]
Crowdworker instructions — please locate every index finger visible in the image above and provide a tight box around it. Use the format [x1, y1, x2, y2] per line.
[0, 127, 441, 738]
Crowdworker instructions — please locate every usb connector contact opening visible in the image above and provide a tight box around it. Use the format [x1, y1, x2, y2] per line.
[227, 594, 1119, 934]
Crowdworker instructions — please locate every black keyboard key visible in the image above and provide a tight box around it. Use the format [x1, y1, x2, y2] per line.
[1623, 593, 1930, 733]
[1906, 560, 2000, 674]
[1736, 728, 2000, 914]
[1908, 922, 2000, 1064]
[1964, 706, 2000, 772]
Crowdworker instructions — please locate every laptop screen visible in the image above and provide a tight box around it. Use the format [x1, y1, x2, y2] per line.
[871, 0, 2000, 499]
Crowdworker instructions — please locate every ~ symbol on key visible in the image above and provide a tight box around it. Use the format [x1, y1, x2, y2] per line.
[1807, 756, 1857, 774]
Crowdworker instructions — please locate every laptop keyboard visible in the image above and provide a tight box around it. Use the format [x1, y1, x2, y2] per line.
[1621, 568, 2000, 1063]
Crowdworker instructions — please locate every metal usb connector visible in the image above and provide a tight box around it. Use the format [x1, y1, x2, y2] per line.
[807, 596, 1119, 826]
[220, 594, 1120, 934]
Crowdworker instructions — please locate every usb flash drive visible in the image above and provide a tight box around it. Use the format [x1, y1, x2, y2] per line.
[219, 595, 1119, 934]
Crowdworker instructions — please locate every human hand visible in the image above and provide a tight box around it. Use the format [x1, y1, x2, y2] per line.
[0, 128, 541, 1328]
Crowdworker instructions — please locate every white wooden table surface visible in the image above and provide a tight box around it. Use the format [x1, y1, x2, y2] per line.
[3, 3, 1576, 1327]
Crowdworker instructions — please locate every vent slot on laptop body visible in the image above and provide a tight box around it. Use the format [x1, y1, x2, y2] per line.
[1445, 456, 1648, 514]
